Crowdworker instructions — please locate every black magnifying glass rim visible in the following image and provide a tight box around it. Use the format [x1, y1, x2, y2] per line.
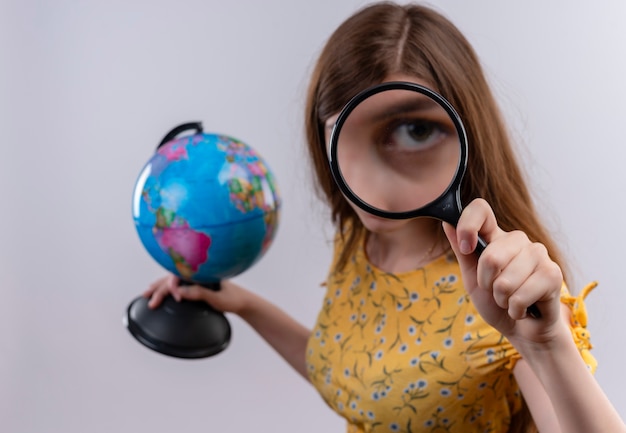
[328, 81, 469, 221]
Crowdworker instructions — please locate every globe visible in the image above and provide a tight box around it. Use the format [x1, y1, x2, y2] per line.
[132, 131, 281, 284]
[126, 123, 281, 359]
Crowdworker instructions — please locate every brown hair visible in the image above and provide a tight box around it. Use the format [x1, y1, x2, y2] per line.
[304, 2, 563, 432]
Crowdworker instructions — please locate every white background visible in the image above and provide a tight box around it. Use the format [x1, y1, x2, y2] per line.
[1, 1, 625, 432]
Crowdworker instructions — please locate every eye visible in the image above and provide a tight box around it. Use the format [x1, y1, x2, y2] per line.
[383, 119, 446, 152]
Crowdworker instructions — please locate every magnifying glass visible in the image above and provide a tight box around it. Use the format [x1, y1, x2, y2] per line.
[328, 81, 540, 319]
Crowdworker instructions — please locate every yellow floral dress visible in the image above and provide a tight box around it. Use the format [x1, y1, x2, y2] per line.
[306, 234, 596, 433]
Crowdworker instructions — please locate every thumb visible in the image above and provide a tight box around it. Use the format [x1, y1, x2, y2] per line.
[177, 284, 216, 303]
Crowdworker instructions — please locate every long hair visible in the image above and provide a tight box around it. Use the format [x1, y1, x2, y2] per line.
[304, 2, 562, 432]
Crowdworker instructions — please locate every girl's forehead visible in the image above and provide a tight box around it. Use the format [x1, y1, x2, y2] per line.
[323, 74, 436, 131]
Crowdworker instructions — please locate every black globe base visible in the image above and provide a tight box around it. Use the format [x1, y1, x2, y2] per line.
[126, 295, 231, 359]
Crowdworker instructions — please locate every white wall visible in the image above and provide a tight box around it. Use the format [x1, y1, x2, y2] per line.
[1, 1, 624, 432]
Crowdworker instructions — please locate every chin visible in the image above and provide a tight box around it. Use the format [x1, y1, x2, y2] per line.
[359, 213, 404, 233]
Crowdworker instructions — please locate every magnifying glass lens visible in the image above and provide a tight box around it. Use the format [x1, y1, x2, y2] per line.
[335, 89, 461, 214]
[330, 83, 541, 319]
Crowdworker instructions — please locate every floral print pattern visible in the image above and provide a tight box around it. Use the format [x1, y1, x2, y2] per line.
[306, 236, 596, 433]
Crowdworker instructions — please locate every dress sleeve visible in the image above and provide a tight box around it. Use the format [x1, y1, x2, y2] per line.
[560, 281, 598, 373]
[504, 281, 598, 373]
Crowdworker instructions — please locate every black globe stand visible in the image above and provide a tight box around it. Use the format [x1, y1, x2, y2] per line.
[126, 282, 231, 359]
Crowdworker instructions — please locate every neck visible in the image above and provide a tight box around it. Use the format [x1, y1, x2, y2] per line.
[365, 218, 447, 273]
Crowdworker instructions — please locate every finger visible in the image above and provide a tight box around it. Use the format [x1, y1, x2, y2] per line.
[167, 274, 180, 288]
[488, 238, 539, 310]
[443, 222, 486, 308]
[171, 286, 182, 302]
[146, 274, 183, 301]
[443, 222, 477, 269]
[148, 276, 184, 308]
[177, 284, 214, 303]
[477, 231, 529, 302]
[491, 241, 562, 320]
[148, 285, 169, 309]
[456, 198, 504, 251]
[167, 276, 186, 302]
[505, 260, 562, 321]
[143, 277, 164, 298]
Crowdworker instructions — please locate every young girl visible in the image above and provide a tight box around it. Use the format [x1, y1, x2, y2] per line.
[145, 3, 625, 432]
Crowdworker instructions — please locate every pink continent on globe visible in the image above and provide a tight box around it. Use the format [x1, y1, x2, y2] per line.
[246, 161, 267, 176]
[159, 141, 189, 161]
[156, 224, 211, 272]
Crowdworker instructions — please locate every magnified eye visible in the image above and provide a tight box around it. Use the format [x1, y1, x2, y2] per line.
[384, 119, 445, 152]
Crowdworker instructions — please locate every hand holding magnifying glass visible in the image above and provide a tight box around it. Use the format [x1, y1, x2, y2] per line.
[328, 81, 541, 319]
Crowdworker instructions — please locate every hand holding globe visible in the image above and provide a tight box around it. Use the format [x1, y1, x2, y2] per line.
[126, 122, 281, 359]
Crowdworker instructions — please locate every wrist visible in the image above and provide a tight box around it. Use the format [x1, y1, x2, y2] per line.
[235, 287, 262, 318]
[507, 319, 573, 361]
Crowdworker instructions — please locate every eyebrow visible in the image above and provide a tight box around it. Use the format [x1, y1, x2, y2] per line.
[327, 95, 445, 131]
[366, 97, 443, 124]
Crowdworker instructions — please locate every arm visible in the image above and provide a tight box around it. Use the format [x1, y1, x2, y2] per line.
[513, 359, 560, 433]
[145, 275, 312, 380]
[512, 305, 624, 433]
[512, 318, 625, 433]
[236, 287, 312, 379]
[443, 199, 626, 433]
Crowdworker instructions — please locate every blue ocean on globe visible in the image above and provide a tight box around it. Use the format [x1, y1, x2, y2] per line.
[132, 133, 281, 284]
